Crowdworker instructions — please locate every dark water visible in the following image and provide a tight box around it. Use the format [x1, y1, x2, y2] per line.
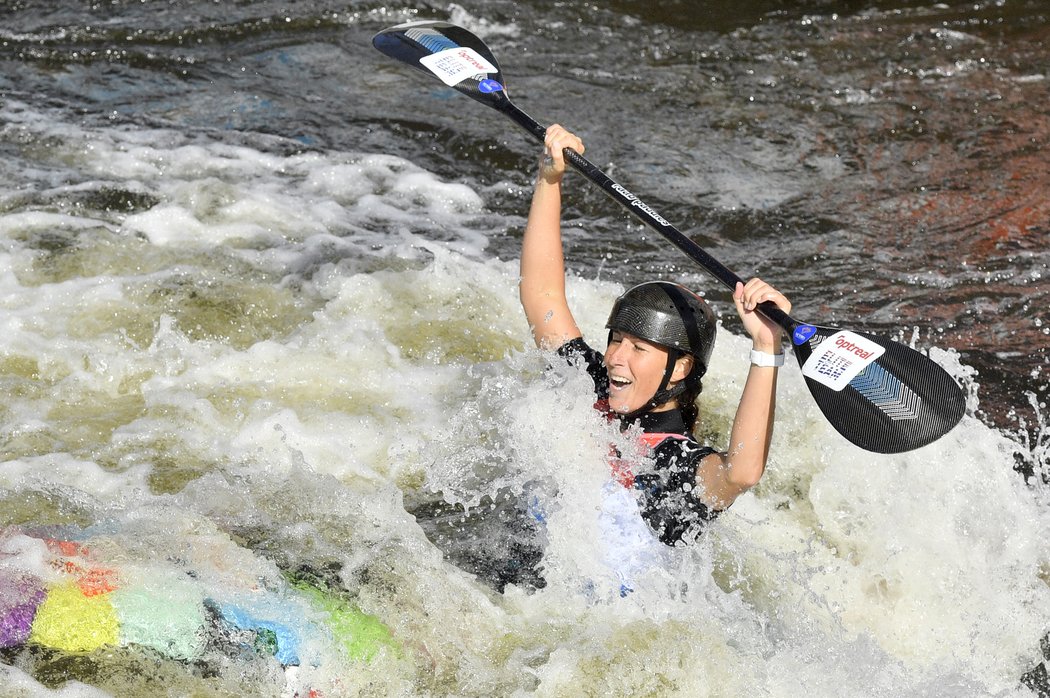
[2, 1, 1047, 443]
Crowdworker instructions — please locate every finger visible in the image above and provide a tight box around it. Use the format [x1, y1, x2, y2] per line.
[544, 124, 566, 146]
[733, 281, 746, 304]
[748, 288, 790, 314]
[742, 279, 778, 308]
[740, 282, 763, 310]
[551, 138, 579, 160]
[747, 290, 778, 311]
[545, 126, 583, 158]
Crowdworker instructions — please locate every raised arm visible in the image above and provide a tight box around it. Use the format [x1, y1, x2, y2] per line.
[519, 125, 586, 349]
[696, 278, 791, 509]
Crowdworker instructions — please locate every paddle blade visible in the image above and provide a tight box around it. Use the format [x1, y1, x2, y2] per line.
[790, 325, 966, 453]
[372, 21, 510, 107]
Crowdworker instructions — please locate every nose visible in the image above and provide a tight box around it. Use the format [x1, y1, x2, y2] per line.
[605, 339, 626, 367]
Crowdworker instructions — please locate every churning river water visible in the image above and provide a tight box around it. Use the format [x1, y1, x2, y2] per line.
[0, 1, 1048, 696]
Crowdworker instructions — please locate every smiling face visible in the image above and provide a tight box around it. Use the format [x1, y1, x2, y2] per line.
[604, 331, 693, 415]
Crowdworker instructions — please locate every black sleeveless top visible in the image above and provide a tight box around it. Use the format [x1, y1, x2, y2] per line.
[557, 338, 721, 545]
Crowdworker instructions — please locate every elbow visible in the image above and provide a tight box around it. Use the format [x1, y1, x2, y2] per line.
[726, 463, 765, 491]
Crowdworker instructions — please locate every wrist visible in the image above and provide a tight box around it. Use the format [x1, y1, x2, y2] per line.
[749, 349, 784, 367]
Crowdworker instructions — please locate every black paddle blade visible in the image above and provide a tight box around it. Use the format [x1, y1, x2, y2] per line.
[372, 21, 510, 107]
[790, 323, 966, 453]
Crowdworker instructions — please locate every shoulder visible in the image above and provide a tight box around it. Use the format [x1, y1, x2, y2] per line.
[556, 336, 601, 362]
[554, 337, 607, 395]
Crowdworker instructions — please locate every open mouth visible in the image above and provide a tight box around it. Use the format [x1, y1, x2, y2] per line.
[609, 374, 632, 391]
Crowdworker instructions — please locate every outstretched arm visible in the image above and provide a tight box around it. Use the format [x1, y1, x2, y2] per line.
[696, 279, 791, 509]
[520, 125, 586, 349]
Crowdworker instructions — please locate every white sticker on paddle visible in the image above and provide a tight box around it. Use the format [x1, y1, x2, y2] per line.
[801, 331, 886, 391]
[419, 47, 497, 86]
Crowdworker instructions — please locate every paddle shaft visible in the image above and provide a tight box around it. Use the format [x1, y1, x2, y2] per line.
[493, 96, 796, 335]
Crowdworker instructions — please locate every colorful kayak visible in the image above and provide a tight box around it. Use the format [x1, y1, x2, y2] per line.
[0, 529, 402, 677]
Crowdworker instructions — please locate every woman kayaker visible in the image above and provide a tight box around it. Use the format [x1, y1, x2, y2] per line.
[520, 124, 792, 548]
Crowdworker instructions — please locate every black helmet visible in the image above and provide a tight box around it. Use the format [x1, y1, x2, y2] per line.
[606, 281, 717, 377]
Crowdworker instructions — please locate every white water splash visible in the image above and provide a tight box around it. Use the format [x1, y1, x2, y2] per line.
[0, 103, 1047, 697]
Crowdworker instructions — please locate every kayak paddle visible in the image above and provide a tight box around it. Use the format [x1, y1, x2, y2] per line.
[372, 20, 966, 453]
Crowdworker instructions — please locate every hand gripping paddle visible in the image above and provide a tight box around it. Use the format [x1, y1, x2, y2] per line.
[373, 20, 966, 453]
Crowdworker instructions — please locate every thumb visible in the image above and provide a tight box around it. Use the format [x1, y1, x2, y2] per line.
[733, 281, 746, 307]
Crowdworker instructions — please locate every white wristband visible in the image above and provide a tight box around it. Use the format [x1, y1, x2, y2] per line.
[750, 349, 785, 367]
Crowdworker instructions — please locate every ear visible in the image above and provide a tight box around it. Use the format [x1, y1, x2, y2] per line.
[671, 354, 694, 382]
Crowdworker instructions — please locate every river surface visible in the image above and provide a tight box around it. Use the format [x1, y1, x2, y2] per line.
[0, 1, 1048, 696]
